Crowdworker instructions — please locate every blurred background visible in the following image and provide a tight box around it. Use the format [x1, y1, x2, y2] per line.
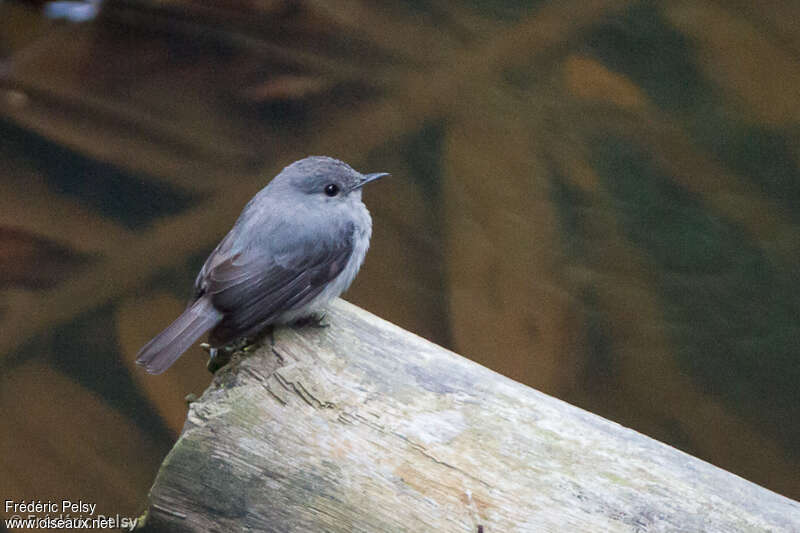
[1, 0, 799, 522]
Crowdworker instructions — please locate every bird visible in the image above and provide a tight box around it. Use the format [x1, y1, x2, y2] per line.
[135, 156, 388, 374]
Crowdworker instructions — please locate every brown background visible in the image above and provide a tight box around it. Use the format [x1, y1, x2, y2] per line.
[1, 0, 799, 523]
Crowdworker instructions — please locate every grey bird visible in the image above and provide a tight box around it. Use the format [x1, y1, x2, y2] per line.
[136, 156, 388, 374]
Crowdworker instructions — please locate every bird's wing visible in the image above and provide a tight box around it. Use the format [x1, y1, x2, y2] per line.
[200, 221, 355, 340]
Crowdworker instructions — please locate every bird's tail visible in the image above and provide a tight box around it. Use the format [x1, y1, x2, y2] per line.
[135, 297, 222, 374]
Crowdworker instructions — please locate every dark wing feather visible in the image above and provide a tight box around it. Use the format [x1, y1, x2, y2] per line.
[201, 221, 355, 343]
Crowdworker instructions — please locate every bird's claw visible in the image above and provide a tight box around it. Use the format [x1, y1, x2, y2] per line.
[204, 337, 260, 373]
[312, 313, 330, 328]
[293, 313, 330, 329]
[203, 343, 226, 374]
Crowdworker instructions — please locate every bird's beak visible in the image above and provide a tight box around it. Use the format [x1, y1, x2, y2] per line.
[353, 172, 389, 190]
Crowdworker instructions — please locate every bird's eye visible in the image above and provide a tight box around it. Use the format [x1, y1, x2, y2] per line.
[324, 183, 340, 197]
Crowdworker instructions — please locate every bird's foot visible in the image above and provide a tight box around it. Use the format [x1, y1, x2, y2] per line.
[292, 313, 330, 329]
[203, 337, 261, 374]
[202, 341, 235, 373]
[203, 343, 227, 373]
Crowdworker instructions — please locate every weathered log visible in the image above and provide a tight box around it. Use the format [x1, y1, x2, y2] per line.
[138, 299, 800, 532]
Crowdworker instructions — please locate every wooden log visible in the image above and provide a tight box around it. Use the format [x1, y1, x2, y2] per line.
[137, 299, 800, 532]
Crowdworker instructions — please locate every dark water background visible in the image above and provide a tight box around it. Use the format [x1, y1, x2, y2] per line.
[1, 0, 799, 519]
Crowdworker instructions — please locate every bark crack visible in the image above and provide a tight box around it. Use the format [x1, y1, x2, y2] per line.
[391, 431, 493, 489]
[272, 369, 335, 410]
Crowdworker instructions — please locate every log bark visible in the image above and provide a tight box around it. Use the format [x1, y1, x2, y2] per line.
[138, 299, 800, 532]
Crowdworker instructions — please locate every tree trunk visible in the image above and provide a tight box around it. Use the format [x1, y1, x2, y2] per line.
[137, 299, 799, 532]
